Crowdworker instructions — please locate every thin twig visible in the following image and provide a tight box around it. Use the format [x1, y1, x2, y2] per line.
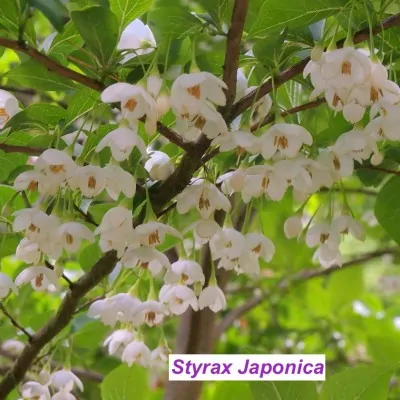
[44, 260, 74, 288]
[230, 13, 400, 121]
[215, 247, 399, 337]
[0, 303, 33, 342]
[0, 251, 118, 398]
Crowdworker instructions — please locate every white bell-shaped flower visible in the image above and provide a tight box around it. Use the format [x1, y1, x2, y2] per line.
[159, 284, 198, 315]
[217, 168, 246, 195]
[16, 238, 41, 264]
[0, 89, 19, 128]
[242, 165, 288, 202]
[199, 283, 226, 312]
[20, 381, 51, 400]
[121, 246, 170, 276]
[51, 369, 83, 392]
[176, 179, 231, 218]
[210, 228, 246, 261]
[211, 130, 260, 154]
[51, 389, 77, 400]
[67, 165, 107, 198]
[145, 151, 174, 181]
[260, 123, 313, 160]
[2, 339, 24, 355]
[56, 222, 94, 253]
[0, 271, 17, 299]
[101, 83, 157, 132]
[103, 164, 137, 200]
[96, 126, 147, 162]
[103, 329, 135, 357]
[132, 300, 167, 327]
[284, 216, 303, 239]
[34, 149, 76, 183]
[164, 260, 205, 285]
[87, 293, 141, 327]
[15, 266, 60, 292]
[193, 218, 222, 244]
[118, 19, 156, 63]
[245, 233, 275, 262]
[245, 86, 272, 125]
[305, 223, 340, 250]
[135, 222, 181, 247]
[14, 170, 58, 195]
[171, 71, 227, 116]
[332, 215, 365, 241]
[121, 340, 151, 367]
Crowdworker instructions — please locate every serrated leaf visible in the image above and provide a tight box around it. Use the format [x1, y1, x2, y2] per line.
[27, 0, 69, 31]
[148, 3, 203, 40]
[319, 365, 392, 400]
[247, 0, 347, 38]
[6, 104, 66, 131]
[66, 87, 100, 125]
[72, 6, 119, 65]
[48, 21, 85, 61]
[110, 0, 154, 35]
[6, 60, 76, 91]
[375, 176, 400, 244]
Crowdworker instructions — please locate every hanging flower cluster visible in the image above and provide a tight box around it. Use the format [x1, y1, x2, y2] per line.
[1, 13, 397, 396]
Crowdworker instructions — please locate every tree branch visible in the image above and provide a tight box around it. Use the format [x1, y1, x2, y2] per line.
[0, 38, 189, 154]
[0, 347, 103, 383]
[0, 304, 33, 342]
[222, 0, 249, 112]
[0, 143, 44, 156]
[0, 251, 118, 398]
[230, 12, 400, 121]
[215, 247, 398, 337]
[250, 98, 326, 131]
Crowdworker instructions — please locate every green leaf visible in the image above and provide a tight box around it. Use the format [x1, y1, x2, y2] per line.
[101, 364, 151, 400]
[327, 266, 364, 312]
[73, 320, 109, 349]
[213, 382, 252, 400]
[78, 242, 102, 271]
[48, 21, 85, 61]
[110, 0, 154, 34]
[368, 334, 400, 365]
[6, 104, 66, 131]
[0, 233, 20, 259]
[0, 0, 27, 37]
[197, 0, 233, 27]
[250, 381, 318, 400]
[247, 0, 347, 38]
[6, 60, 76, 91]
[148, 2, 203, 40]
[67, 0, 107, 11]
[66, 87, 100, 125]
[0, 150, 28, 183]
[319, 365, 392, 400]
[27, 0, 69, 31]
[375, 176, 400, 244]
[72, 7, 119, 65]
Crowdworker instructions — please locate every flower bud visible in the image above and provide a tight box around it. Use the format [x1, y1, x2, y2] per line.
[371, 152, 383, 166]
[284, 216, 303, 239]
[156, 94, 170, 116]
[311, 45, 324, 62]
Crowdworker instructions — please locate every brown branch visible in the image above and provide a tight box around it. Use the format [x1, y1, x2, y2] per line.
[0, 304, 33, 342]
[250, 98, 326, 131]
[0, 38, 104, 91]
[222, 0, 249, 112]
[0, 39, 189, 153]
[0, 143, 44, 156]
[215, 247, 398, 337]
[358, 165, 400, 177]
[0, 347, 103, 383]
[0, 251, 118, 398]
[230, 12, 400, 121]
